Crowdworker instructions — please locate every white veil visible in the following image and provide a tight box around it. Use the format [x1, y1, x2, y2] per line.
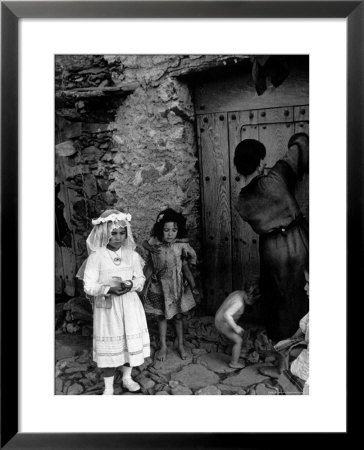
[76, 209, 136, 280]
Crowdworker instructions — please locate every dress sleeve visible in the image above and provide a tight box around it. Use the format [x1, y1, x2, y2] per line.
[282, 132, 309, 180]
[181, 243, 197, 265]
[83, 252, 110, 297]
[299, 313, 309, 343]
[130, 251, 146, 292]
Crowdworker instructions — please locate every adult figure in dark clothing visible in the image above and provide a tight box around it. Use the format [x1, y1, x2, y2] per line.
[234, 133, 309, 340]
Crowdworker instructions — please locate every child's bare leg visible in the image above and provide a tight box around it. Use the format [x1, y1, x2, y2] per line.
[174, 314, 187, 359]
[217, 322, 244, 368]
[156, 316, 168, 361]
[230, 334, 244, 368]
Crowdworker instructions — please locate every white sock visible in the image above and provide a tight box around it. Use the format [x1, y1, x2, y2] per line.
[121, 366, 140, 392]
[121, 366, 132, 380]
[103, 375, 114, 395]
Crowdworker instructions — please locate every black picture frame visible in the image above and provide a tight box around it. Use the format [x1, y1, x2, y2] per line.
[1, 1, 358, 448]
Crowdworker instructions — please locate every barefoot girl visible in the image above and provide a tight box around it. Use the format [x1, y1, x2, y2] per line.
[143, 208, 198, 361]
[77, 209, 150, 394]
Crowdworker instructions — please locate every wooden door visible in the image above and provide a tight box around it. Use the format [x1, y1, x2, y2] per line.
[55, 179, 78, 297]
[55, 116, 78, 297]
[198, 104, 309, 312]
[196, 113, 232, 313]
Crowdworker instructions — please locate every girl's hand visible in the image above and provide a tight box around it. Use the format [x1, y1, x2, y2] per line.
[235, 325, 244, 336]
[108, 286, 125, 296]
[108, 281, 133, 296]
[192, 288, 201, 304]
[119, 280, 133, 295]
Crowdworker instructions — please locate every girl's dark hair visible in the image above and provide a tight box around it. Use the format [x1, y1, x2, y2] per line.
[234, 139, 266, 176]
[151, 208, 187, 240]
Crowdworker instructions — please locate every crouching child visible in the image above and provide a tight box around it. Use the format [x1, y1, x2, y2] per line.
[215, 286, 258, 369]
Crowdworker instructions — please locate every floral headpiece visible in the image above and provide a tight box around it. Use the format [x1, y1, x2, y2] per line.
[92, 212, 132, 225]
[76, 210, 136, 281]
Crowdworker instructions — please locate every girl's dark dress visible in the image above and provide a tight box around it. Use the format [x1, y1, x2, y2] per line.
[236, 134, 309, 340]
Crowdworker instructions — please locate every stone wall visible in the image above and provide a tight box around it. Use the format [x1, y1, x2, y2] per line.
[103, 55, 200, 247]
[55, 54, 248, 297]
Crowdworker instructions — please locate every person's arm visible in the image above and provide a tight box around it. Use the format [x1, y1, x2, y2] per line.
[143, 258, 153, 280]
[128, 251, 146, 292]
[299, 313, 309, 334]
[282, 132, 309, 180]
[223, 300, 244, 334]
[181, 243, 197, 265]
[290, 328, 304, 339]
[142, 238, 161, 254]
[83, 253, 111, 297]
[182, 263, 199, 296]
[141, 243, 154, 280]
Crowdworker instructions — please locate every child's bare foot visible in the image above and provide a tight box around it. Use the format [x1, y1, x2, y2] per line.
[155, 346, 168, 361]
[178, 345, 188, 360]
[229, 361, 245, 369]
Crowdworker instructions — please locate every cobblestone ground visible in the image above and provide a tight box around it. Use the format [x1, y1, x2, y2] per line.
[55, 315, 294, 395]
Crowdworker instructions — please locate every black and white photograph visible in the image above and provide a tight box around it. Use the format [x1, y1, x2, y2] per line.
[55, 54, 310, 396]
[1, 1, 354, 444]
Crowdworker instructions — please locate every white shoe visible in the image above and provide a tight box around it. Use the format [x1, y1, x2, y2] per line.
[102, 388, 114, 395]
[122, 378, 140, 392]
[102, 375, 114, 395]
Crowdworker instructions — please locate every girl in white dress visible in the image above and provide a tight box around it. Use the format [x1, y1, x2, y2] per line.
[77, 209, 150, 394]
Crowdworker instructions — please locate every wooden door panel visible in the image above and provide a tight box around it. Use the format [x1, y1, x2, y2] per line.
[294, 105, 309, 123]
[294, 120, 309, 134]
[60, 246, 77, 297]
[197, 113, 232, 312]
[256, 106, 294, 125]
[258, 122, 295, 168]
[228, 112, 260, 290]
[240, 124, 259, 141]
[57, 183, 77, 297]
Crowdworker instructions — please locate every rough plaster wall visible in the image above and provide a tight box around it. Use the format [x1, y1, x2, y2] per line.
[108, 55, 201, 250]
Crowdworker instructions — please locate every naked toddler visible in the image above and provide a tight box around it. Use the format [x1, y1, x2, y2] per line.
[215, 288, 256, 369]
